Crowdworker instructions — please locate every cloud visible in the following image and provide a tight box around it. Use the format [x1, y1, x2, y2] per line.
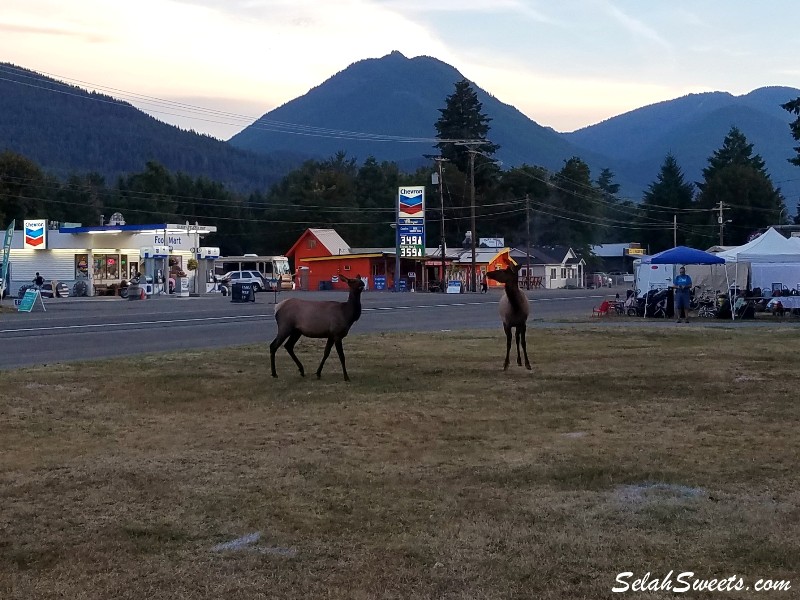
[0, 19, 109, 43]
[599, 1, 671, 49]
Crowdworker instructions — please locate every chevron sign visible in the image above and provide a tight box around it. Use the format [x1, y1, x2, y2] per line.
[24, 220, 47, 249]
[398, 186, 425, 219]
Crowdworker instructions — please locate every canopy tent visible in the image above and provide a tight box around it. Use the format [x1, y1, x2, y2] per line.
[717, 228, 800, 293]
[642, 246, 726, 265]
[640, 246, 729, 319]
[717, 227, 800, 263]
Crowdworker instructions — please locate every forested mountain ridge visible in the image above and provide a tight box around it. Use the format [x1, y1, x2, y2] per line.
[229, 51, 615, 179]
[229, 52, 800, 200]
[2, 55, 799, 203]
[0, 63, 302, 193]
[563, 86, 800, 200]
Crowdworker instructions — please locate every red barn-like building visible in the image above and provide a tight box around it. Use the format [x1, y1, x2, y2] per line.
[286, 228, 410, 291]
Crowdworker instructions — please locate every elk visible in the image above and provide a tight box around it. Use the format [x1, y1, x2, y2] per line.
[270, 274, 365, 381]
[485, 263, 531, 370]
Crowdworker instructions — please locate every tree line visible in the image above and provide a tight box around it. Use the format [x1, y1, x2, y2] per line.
[2, 80, 800, 257]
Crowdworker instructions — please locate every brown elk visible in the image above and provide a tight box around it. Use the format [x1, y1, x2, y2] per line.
[485, 263, 531, 370]
[270, 274, 365, 381]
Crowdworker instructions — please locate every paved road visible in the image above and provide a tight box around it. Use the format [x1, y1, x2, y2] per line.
[0, 287, 619, 369]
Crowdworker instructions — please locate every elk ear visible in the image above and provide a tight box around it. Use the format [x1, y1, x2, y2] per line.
[340, 274, 350, 283]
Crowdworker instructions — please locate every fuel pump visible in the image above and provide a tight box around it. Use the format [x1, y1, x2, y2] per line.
[196, 247, 220, 294]
[140, 246, 170, 296]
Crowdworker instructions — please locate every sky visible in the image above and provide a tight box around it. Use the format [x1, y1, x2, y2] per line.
[2, 1, 800, 141]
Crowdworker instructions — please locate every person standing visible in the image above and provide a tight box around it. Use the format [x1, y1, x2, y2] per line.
[673, 266, 692, 323]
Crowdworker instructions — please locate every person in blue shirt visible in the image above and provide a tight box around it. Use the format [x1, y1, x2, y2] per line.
[673, 266, 692, 323]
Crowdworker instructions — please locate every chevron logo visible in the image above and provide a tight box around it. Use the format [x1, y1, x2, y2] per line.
[24, 220, 47, 249]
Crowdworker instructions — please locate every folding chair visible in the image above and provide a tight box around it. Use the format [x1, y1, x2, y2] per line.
[592, 300, 610, 317]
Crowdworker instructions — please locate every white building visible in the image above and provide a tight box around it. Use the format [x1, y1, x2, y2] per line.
[5, 221, 217, 297]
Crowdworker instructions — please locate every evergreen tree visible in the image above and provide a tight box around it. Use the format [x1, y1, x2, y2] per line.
[434, 79, 500, 189]
[485, 165, 549, 247]
[0, 151, 47, 225]
[596, 168, 620, 197]
[544, 157, 599, 247]
[694, 127, 785, 247]
[782, 97, 800, 167]
[55, 173, 108, 226]
[594, 167, 634, 243]
[782, 98, 800, 222]
[637, 154, 695, 252]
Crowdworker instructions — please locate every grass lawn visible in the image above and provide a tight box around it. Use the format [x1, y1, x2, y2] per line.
[1, 327, 798, 599]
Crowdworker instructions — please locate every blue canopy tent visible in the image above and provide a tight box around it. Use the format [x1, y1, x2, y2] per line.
[641, 246, 730, 319]
[643, 246, 726, 266]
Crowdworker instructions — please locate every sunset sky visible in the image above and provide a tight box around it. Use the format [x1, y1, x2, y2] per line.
[3, 1, 799, 140]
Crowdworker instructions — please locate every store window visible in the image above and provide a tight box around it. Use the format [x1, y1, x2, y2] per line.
[561, 268, 567, 278]
[550, 268, 557, 279]
[93, 254, 126, 280]
[75, 254, 89, 279]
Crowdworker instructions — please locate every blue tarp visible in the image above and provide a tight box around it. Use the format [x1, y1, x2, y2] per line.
[642, 246, 725, 265]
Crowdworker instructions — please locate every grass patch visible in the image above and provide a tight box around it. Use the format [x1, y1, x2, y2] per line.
[1, 328, 798, 599]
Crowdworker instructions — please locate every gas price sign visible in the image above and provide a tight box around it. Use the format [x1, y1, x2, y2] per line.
[398, 224, 425, 258]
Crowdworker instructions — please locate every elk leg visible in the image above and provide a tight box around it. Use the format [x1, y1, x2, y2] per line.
[519, 324, 531, 370]
[284, 331, 305, 377]
[515, 328, 523, 366]
[269, 333, 289, 378]
[334, 339, 349, 382]
[503, 324, 512, 370]
[316, 337, 334, 378]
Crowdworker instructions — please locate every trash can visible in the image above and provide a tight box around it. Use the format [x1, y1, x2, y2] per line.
[231, 282, 255, 303]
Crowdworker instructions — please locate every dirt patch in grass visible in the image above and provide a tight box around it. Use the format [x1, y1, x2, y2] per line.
[1, 328, 798, 599]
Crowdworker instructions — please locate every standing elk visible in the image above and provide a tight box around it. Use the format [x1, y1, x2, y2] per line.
[485, 263, 531, 370]
[270, 274, 365, 381]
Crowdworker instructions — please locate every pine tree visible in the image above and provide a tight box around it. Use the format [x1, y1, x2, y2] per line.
[595, 168, 633, 243]
[434, 79, 499, 188]
[638, 154, 694, 252]
[694, 127, 785, 247]
[782, 97, 800, 167]
[544, 157, 599, 247]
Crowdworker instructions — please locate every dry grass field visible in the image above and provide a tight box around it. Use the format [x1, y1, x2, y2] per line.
[1, 327, 798, 599]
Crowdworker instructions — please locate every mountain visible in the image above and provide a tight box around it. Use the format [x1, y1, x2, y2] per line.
[2, 56, 799, 203]
[563, 86, 800, 200]
[0, 63, 302, 193]
[230, 52, 800, 201]
[229, 51, 612, 176]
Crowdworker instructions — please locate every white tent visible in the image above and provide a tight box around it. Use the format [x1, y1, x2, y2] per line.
[718, 228, 800, 293]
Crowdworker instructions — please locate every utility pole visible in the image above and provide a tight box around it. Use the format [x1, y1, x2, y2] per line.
[469, 148, 477, 293]
[526, 194, 532, 290]
[673, 214, 677, 248]
[454, 140, 486, 293]
[426, 154, 449, 289]
[717, 201, 730, 245]
[437, 158, 447, 288]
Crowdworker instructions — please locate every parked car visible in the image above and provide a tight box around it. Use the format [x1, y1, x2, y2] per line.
[219, 270, 266, 292]
[588, 272, 612, 288]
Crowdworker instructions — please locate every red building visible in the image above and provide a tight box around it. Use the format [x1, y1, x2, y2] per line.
[286, 228, 426, 291]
